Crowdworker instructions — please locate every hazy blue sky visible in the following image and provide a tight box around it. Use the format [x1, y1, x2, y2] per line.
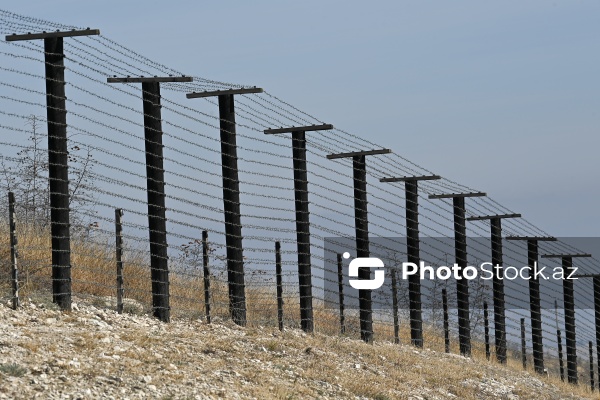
[7, 1, 600, 236]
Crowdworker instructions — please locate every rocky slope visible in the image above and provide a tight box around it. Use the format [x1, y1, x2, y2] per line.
[0, 297, 594, 399]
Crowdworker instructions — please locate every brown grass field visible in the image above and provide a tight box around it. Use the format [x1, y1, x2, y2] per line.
[1, 223, 599, 398]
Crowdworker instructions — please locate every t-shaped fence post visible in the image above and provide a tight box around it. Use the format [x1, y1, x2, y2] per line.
[187, 87, 263, 326]
[380, 174, 441, 348]
[327, 148, 392, 343]
[264, 124, 334, 333]
[466, 213, 521, 363]
[541, 253, 591, 384]
[571, 271, 600, 390]
[6, 28, 101, 311]
[429, 191, 486, 357]
[108, 76, 194, 322]
[506, 236, 557, 374]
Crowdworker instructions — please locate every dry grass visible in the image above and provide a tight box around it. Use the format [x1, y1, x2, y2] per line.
[0, 223, 302, 320]
[1, 224, 599, 398]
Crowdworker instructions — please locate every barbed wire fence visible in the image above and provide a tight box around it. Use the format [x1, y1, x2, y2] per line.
[1, 9, 599, 390]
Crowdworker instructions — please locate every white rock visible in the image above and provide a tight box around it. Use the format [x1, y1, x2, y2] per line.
[88, 319, 109, 328]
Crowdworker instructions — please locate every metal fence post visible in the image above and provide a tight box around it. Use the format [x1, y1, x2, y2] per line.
[557, 329, 565, 381]
[337, 253, 345, 335]
[115, 208, 124, 314]
[564, 257, 578, 384]
[484, 301, 490, 361]
[596, 277, 600, 390]
[430, 191, 486, 357]
[508, 236, 557, 374]
[590, 341, 595, 391]
[202, 230, 211, 324]
[467, 213, 520, 363]
[521, 318, 527, 369]
[265, 124, 334, 333]
[45, 36, 71, 310]
[8, 192, 19, 310]
[380, 174, 441, 348]
[568, 272, 600, 388]
[187, 88, 263, 326]
[443, 288, 450, 353]
[275, 241, 284, 332]
[542, 253, 591, 384]
[109, 76, 194, 322]
[391, 269, 399, 344]
[6, 30, 102, 310]
[327, 148, 391, 343]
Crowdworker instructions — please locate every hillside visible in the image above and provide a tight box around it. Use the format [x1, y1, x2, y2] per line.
[0, 297, 595, 400]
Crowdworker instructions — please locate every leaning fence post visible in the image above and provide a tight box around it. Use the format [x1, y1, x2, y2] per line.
[275, 241, 283, 332]
[202, 230, 211, 324]
[521, 318, 527, 369]
[484, 301, 490, 361]
[337, 253, 345, 335]
[8, 192, 19, 310]
[115, 208, 124, 314]
[391, 269, 400, 344]
[442, 288, 450, 353]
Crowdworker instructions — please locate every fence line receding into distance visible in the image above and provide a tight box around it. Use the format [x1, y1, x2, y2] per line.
[0, 9, 599, 389]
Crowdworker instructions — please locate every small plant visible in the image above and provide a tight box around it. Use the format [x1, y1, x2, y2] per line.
[265, 340, 280, 352]
[0, 363, 27, 377]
